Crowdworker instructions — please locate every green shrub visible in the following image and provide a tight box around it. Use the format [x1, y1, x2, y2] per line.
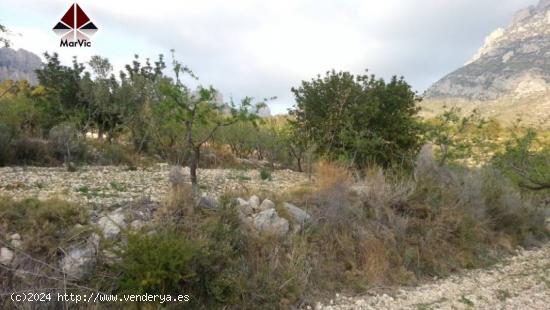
[12, 138, 54, 165]
[115, 232, 199, 295]
[259, 168, 272, 181]
[0, 197, 89, 256]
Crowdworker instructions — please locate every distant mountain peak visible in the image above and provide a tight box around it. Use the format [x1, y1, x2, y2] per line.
[425, 2, 549, 101]
[0, 47, 42, 85]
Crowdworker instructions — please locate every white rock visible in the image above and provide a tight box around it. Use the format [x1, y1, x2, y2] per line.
[0, 247, 15, 266]
[249, 195, 260, 210]
[10, 233, 21, 241]
[283, 202, 311, 224]
[258, 199, 276, 211]
[130, 220, 144, 230]
[237, 198, 253, 215]
[61, 242, 96, 280]
[97, 209, 126, 239]
[253, 208, 289, 236]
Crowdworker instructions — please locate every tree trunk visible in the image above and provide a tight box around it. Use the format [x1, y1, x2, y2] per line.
[297, 157, 303, 172]
[98, 126, 104, 141]
[189, 147, 200, 186]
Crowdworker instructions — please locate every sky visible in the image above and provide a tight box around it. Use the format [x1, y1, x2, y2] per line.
[0, 0, 538, 114]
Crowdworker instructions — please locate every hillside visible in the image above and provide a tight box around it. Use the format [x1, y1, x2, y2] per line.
[422, 0, 550, 126]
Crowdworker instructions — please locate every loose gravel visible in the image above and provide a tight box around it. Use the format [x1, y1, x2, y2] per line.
[317, 244, 550, 310]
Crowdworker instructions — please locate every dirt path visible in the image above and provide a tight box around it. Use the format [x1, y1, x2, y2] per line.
[317, 244, 550, 310]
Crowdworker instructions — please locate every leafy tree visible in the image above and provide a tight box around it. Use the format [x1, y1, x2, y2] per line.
[35, 53, 88, 128]
[158, 56, 261, 185]
[290, 70, 423, 169]
[83, 56, 123, 141]
[117, 55, 166, 152]
[493, 129, 550, 191]
[425, 107, 487, 166]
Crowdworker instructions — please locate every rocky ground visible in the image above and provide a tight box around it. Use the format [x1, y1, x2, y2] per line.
[0, 164, 311, 207]
[316, 244, 550, 310]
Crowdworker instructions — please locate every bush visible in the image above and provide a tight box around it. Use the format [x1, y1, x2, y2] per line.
[12, 137, 54, 165]
[49, 122, 87, 166]
[0, 122, 14, 165]
[0, 197, 89, 256]
[259, 168, 272, 181]
[116, 232, 199, 295]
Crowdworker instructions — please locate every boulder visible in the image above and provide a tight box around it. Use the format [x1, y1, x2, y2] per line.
[60, 235, 99, 280]
[259, 199, 276, 211]
[130, 220, 144, 230]
[10, 233, 22, 249]
[198, 195, 219, 210]
[253, 209, 289, 236]
[249, 195, 260, 210]
[237, 198, 253, 215]
[283, 203, 311, 224]
[97, 208, 126, 239]
[0, 247, 15, 266]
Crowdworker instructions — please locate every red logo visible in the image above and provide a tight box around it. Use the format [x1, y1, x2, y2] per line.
[53, 3, 98, 45]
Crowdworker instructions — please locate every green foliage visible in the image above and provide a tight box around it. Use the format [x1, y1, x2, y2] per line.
[116, 232, 198, 295]
[259, 168, 272, 181]
[0, 22, 10, 47]
[290, 70, 423, 169]
[492, 129, 550, 191]
[426, 107, 492, 165]
[0, 197, 89, 256]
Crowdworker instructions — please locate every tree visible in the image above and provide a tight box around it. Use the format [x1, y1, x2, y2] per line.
[35, 53, 88, 128]
[0, 22, 10, 47]
[84, 56, 123, 141]
[117, 55, 166, 152]
[493, 129, 550, 191]
[290, 70, 423, 169]
[158, 56, 261, 186]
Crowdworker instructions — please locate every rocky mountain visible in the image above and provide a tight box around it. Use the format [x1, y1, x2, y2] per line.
[0, 47, 42, 85]
[424, 0, 550, 101]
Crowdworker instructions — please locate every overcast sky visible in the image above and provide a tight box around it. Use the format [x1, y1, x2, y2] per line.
[0, 0, 537, 114]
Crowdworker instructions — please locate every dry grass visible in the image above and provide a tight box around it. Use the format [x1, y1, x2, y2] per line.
[315, 160, 353, 190]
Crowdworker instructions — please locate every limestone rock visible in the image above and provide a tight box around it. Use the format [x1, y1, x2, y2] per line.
[60, 235, 98, 280]
[0, 247, 15, 266]
[198, 195, 219, 210]
[283, 202, 311, 224]
[249, 195, 261, 210]
[425, 2, 550, 101]
[259, 199, 276, 211]
[253, 209, 289, 236]
[97, 208, 126, 239]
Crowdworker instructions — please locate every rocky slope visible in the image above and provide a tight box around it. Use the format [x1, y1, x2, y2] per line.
[0, 47, 42, 85]
[424, 0, 549, 101]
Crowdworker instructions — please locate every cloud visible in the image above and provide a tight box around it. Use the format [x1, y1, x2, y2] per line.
[0, 0, 538, 114]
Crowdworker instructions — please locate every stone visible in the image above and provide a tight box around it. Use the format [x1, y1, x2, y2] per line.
[253, 208, 289, 236]
[97, 209, 126, 239]
[9, 233, 22, 249]
[61, 240, 97, 280]
[130, 220, 144, 230]
[258, 199, 276, 211]
[198, 195, 219, 209]
[237, 198, 253, 215]
[10, 233, 21, 240]
[249, 195, 260, 210]
[283, 202, 311, 224]
[0, 247, 15, 266]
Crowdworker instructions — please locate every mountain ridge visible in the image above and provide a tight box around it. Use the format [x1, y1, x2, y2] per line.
[0, 47, 42, 85]
[424, 0, 549, 101]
